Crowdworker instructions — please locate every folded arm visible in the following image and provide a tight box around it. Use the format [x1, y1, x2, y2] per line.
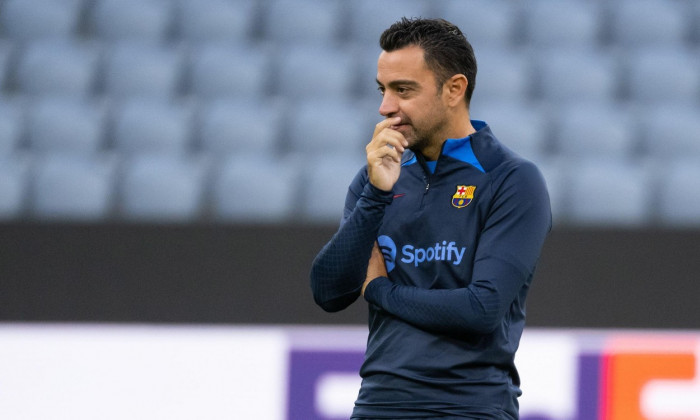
[363, 162, 552, 335]
[310, 171, 393, 312]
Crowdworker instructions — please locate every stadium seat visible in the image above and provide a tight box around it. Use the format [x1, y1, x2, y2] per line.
[623, 48, 700, 104]
[354, 45, 385, 99]
[30, 153, 117, 221]
[0, 99, 24, 156]
[15, 40, 99, 97]
[91, 0, 173, 42]
[433, 0, 518, 49]
[286, 98, 375, 156]
[298, 154, 366, 223]
[609, 0, 688, 48]
[175, 0, 257, 42]
[187, 43, 272, 98]
[264, 0, 343, 44]
[195, 98, 283, 155]
[111, 99, 193, 155]
[119, 154, 208, 222]
[470, 100, 550, 161]
[468, 48, 533, 107]
[0, 0, 83, 40]
[347, 0, 432, 44]
[692, 2, 700, 45]
[637, 104, 700, 158]
[553, 102, 636, 158]
[0, 41, 13, 89]
[27, 97, 106, 154]
[535, 49, 619, 104]
[523, 0, 602, 48]
[563, 158, 653, 226]
[0, 154, 30, 219]
[101, 42, 185, 99]
[533, 156, 566, 225]
[211, 155, 302, 222]
[274, 45, 356, 99]
[657, 159, 700, 226]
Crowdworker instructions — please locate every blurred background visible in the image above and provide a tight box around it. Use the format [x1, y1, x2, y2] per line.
[1, 0, 699, 327]
[1, 0, 700, 418]
[1, 0, 700, 227]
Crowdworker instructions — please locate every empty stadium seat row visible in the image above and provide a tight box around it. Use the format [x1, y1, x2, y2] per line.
[2, 152, 700, 227]
[2, 0, 699, 48]
[3, 96, 700, 161]
[0, 40, 371, 100]
[542, 156, 700, 228]
[0, 152, 365, 223]
[472, 100, 700, 161]
[2, 39, 699, 107]
[0, 96, 380, 157]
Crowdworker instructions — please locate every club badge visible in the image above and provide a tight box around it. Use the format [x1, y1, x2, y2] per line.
[452, 185, 476, 208]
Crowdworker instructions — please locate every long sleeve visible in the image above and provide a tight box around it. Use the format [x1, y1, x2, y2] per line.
[364, 161, 551, 335]
[310, 168, 393, 312]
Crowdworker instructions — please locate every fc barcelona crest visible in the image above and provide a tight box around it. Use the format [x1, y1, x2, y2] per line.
[452, 185, 476, 208]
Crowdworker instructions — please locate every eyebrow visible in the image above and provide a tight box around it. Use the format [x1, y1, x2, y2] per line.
[376, 79, 421, 89]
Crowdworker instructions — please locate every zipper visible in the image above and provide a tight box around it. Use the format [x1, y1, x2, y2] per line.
[416, 154, 433, 210]
[420, 160, 433, 210]
[419, 176, 430, 210]
[415, 154, 433, 195]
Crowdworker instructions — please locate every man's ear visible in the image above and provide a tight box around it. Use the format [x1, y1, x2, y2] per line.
[444, 74, 468, 107]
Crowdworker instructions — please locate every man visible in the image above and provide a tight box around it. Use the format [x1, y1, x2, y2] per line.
[310, 17, 551, 419]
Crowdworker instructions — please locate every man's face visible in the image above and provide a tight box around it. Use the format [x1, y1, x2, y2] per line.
[376, 45, 449, 152]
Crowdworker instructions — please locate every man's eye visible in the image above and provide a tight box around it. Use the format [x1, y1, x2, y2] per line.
[377, 87, 385, 96]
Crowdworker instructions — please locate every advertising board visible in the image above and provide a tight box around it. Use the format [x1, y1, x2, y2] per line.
[1, 325, 698, 419]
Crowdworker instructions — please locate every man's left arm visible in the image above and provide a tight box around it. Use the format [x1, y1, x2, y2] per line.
[363, 162, 552, 335]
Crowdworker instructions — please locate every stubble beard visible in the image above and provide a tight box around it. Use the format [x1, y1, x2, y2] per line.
[405, 110, 449, 156]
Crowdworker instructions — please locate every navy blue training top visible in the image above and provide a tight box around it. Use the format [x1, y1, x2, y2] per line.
[310, 121, 551, 419]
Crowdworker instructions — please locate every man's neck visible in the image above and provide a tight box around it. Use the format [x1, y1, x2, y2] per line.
[420, 114, 475, 161]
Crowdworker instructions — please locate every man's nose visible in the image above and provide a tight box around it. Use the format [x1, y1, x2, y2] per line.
[378, 92, 398, 117]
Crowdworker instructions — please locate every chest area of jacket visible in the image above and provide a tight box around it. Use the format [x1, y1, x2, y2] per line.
[383, 166, 489, 226]
[377, 169, 489, 285]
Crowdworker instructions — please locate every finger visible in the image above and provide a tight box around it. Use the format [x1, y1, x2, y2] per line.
[367, 144, 402, 164]
[373, 116, 401, 138]
[367, 129, 406, 153]
[367, 135, 404, 157]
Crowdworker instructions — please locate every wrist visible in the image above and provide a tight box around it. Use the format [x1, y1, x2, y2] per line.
[362, 182, 394, 204]
[363, 276, 391, 305]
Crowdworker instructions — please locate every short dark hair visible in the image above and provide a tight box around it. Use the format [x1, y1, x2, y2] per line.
[379, 17, 477, 106]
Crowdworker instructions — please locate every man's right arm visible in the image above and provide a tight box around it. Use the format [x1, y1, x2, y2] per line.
[310, 170, 393, 312]
[310, 117, 406, 312]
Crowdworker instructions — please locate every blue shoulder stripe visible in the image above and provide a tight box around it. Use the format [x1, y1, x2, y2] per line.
[401, 154, 417, 166]
[442, 137, 485, 173]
